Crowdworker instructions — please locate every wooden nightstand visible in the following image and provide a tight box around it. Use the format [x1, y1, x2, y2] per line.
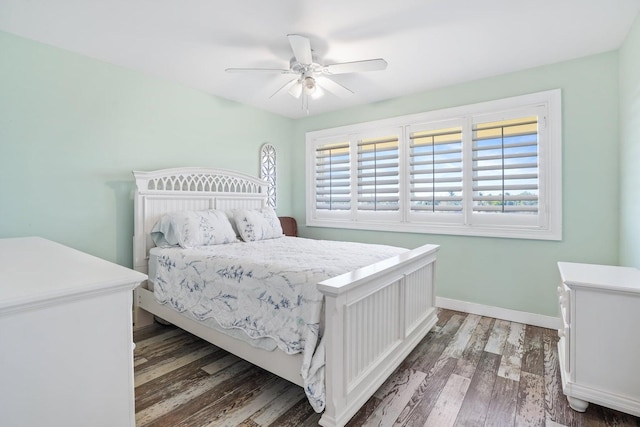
[279, 216, 298, 237]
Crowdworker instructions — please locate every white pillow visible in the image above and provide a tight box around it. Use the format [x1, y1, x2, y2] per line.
[151, 210, 239, 248]
[225, 209, 241, 238]
[233, 207, 284, 242]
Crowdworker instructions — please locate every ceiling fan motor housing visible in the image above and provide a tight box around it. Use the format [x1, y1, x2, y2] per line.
[289, 56, 321, 73]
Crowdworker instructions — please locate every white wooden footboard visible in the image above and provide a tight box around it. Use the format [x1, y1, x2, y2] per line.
[318, 243, 439, 427]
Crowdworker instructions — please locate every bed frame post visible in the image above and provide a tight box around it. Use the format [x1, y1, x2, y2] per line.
[321, 292, 347, 426]
[133, 285, 154, 328]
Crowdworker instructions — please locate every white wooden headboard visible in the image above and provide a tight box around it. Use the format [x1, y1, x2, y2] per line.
[132, 167, 268, 274]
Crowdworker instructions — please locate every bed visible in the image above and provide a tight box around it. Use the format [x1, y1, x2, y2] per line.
[132, 167, 439, 427]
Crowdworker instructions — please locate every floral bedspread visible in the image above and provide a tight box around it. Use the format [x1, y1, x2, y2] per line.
[150, 236, 407, 412]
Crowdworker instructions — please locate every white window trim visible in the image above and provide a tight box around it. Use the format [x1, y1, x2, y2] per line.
[305, 89, 562, 240]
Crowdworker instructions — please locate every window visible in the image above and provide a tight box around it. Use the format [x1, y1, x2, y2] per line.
[314, 138, 351, 213]
[357, 134, 400, 213]
[408, 120, 464, 225]
[306, 90, 562, 240]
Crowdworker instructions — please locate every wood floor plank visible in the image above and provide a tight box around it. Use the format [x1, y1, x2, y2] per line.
[515, 371, 545, 427]
[484, 376, 519, 427]
[134, 326, 184, 351]
[344, 396, 381, 427]
[484, 319, 510, 355]
[266, 396, 318, 427]
[440, 314, 482, 360]
[542, 328, 576, 426]
[593, 404, 640, 427]
[434, 308, 458, 328]
[521, 325, 544, 376]
[137, 331, 210, 363]
[134, 357, 149, 367]
[143, 367, 272, 427]
[200, 353, 243, 375]
[132, 310, 640, 427]
[404, 313, 466, 374]
[179, 373, 281, 427]
[398, 357, 459, 426]
[422, 373, 471, 427]
[298, 412, 323, 427]
[497, 322, 525, 381]
[545, 420, 568, 427]
[364, 368, 426, 426]
[135, 344, 219, 386]
[453, 351, 501, 427]
[248, 382, 307, 426]
[133, 323, 176, 343]
[454, 316, 495, 379]
[135, 360, 254, 425]
[204, 377, 293, 427]
[135, 350, 234, 410]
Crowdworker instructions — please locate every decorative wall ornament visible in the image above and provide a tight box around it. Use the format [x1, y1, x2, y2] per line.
[260, 143, 276, 208]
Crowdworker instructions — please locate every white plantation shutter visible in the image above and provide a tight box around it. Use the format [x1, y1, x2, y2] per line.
[409, 124, 463, 217]
[306, 89, 560, 240]
[357, 135, 400, 212]
[472, 115, 539, 216]
[315, 140, 351, 211]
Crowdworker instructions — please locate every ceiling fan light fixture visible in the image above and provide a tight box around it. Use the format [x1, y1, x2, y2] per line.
[311, 84, 324, 100]
[303, 76, 316, 95]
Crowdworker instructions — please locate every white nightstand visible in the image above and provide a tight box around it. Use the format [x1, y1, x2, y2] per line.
[557, 261, 640, 417]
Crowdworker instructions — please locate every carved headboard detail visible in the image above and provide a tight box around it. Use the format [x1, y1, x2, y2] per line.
[132, 167, 268, 274]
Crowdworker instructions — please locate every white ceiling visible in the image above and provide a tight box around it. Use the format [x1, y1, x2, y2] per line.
[1, 0, 639, 119]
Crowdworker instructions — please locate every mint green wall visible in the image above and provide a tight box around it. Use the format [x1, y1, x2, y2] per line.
[292, 53, 620, 318]
[0, 31, 294, 266]
[619, 15, 640, 268]
[0, 29, 627, 319]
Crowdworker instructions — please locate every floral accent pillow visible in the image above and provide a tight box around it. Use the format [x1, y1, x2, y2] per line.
[233, 207, 284, 242]
[151, 210, 239, 248]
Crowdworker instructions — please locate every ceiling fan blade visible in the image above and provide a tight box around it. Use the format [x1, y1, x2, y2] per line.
[317, 76, 354, 98]
[287, 34, 313, 65]
[323, 58, 388, 75]
[225, 67, 293, 74]
[269, 78, 299, 99]
[288, 81, 303, 99]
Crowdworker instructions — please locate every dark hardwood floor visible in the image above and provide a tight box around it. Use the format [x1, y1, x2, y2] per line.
[133, 309, 640, 426]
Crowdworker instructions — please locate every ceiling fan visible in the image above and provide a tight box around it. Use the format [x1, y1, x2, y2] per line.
[225, 34, 387, 111]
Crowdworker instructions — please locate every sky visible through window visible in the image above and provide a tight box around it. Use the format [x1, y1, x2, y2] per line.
[472, 117, 539, 214]
[315, 142, 350, 211]
[410, 127, 463, 213]
[358, 136, 399, 211]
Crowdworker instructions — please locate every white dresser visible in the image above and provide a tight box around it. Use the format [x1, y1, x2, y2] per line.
[557, 261, 640, 416]
[0, 237, 147, 427]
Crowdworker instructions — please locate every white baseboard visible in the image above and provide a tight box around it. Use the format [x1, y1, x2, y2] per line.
[436, 297, 562, 330]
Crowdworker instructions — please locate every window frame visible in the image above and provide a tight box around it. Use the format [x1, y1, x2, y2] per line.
[305, 89, 562, 240]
